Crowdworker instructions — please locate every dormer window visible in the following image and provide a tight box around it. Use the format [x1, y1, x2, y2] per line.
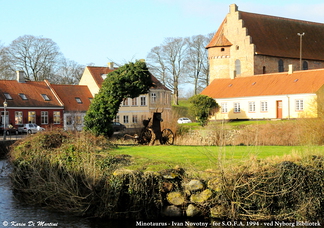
[41, 94, 50, 101]
[101, 74, 107, 80]
[4, 93, 12, 100]
[19, 93, 28, 100]
[75, 97, 82, 104]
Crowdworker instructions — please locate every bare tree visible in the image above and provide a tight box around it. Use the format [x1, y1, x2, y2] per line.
[51, 58, 85, 85]
[147, 37, 188, 105]
[185, 33, 213, 95]
[0, 42, 15, 80]
[4, 35, 62, 81]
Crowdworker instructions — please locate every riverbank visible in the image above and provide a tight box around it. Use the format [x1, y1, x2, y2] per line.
[8, 130, 324, 222]
[0, 140, 16, 159]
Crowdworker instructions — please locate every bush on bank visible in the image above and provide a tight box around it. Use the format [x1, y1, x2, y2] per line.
[8, 130, 324, 222]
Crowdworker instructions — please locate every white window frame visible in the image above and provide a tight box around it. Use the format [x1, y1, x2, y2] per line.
[28, 111, 36, 123]
[151, 92, 157, 103]
[140, 96, 146, 106]
[123, 115, 129, 124]
[295, 99, 304, 111]
[132, 98, 138, 106]
[15, 111, 23, 124]
[122, 98, 129, 106]
[249, 101, 256, 112]
[234, 102, 240, 113]
[41, 111, 48, 124]
[132, 115, 138, 123]
[221, 103, 228, 113]
[53, 111, 61, 124]
[261, 101, 268, 112]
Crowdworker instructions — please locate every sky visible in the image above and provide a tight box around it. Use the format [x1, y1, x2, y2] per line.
[1, 0, 324, 67]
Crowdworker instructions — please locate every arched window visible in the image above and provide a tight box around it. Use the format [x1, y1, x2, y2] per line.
[303, 61, 308, 70]
[235, 59, 241, 75]
[278, 59, 284, 72]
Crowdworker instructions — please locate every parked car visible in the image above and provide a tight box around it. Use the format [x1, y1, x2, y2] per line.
[177, 117, 192, 124]
[18, 123, 45, 134]
[0, 125, 19, 135]
[112, 122, 126, 132]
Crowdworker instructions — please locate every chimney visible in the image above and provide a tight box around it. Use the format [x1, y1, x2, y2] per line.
[108, 62, 114, 69]
[16, 70, 25, 83]
[288, 64, 293, 74]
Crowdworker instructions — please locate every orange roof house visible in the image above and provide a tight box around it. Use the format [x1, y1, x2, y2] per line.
[201, 67, 324, 120]
[207, 4, 324, 81]
[50, 84, 93, 131]
[0, 71, 64, 128]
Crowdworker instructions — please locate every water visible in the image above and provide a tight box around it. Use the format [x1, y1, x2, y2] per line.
[0, 160, 210, 228]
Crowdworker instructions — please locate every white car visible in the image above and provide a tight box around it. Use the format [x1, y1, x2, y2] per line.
[177, 117, 192, 124]
[18, 123, 45, 134]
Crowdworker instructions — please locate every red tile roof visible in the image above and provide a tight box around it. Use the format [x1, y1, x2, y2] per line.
[87, 66, 115, 88]
[51, 84, 93, 112]
[87, 66, 170, 91]
[206, 9, 324, 60]
[0, 80, 62, 107]
[201, 69, 324, 99]
[240, 12, 324, 60]
[206, 18, 232, 48]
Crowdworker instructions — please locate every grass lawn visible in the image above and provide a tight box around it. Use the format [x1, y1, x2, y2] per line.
[109, 144, 324, 172]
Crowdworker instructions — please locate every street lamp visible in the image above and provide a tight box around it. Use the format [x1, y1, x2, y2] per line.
[297, 32, 305, 70]
[3, 100, 7, 140]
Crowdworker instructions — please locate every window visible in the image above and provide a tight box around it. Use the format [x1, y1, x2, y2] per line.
[66, 115, 72, 125]
[41, 111, 48, 124]
[235, 59, 241, 75]
[4, 93, 12, 100]
[15, 111, 23, 124]
[261, 101, 268, 112]
[151, 93, 157, 103]
[19, 93, 28, 100]
[278, 59, 284, 72]
[263, 66, 266, 74]
[140, 96, 146, 106]
[296, 99, 304, 111]
[28, 111, 36, 123]
[41, 94, 50, 101]
[303, 61, 308, 70]
[122, 98, 129, 106]
[249, 101, 256, 112]
[53, 111, 60, 124]
[75, 97, 82, 104]
[123, 115, 129, 124]
[132, 98, 138, 106]
[75, 116, 82, 125]
[116, 115, 120, 123]
[234, 102, 240, 113]
[132, 115, 138, 123]
[221, 103, 228, 113]
[221, 48, 225, 52]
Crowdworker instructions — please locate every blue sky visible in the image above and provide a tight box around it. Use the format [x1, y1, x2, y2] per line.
[1, 0, 324, 67]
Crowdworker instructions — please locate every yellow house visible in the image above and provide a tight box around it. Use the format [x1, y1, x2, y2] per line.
[79, 63, 172, 128]
[201, 67, 324, 120]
